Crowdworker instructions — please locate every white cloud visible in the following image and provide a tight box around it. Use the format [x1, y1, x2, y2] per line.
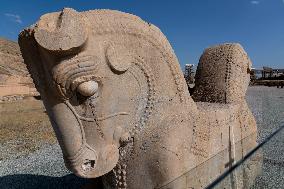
[4, 13, 22, 24]
[282, 0, 284, 4]
[250, 1, 260, 5]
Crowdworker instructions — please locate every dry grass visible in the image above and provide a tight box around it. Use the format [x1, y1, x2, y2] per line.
[0, 99, 56, 159]
[0, 37, 28, 77]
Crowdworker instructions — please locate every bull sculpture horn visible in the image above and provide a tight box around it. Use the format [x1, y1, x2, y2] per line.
[34, 8, 88, 55]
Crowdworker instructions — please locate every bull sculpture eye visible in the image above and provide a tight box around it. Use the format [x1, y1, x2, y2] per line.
[77, 80, 99, 97]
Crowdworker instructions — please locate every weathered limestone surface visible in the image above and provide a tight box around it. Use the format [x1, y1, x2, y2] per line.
[19, 8, 260, 189]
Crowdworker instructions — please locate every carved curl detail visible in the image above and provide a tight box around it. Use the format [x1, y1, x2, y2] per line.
[106, 43, 133, 73]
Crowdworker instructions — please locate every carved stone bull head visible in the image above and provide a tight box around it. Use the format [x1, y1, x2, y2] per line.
[19, 8, 136, 178]
[19, 8, 260, 189]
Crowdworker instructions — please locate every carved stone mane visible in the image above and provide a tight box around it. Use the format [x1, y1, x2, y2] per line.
[19, 8, 260, 189]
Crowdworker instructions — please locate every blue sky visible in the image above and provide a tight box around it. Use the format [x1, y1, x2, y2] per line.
[0, 0, 284, 69]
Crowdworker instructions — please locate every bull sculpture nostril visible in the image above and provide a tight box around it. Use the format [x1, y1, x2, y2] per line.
[82, 159, 96, 172]
[77, 80, 98, 97]
[119, 132, 131, 147]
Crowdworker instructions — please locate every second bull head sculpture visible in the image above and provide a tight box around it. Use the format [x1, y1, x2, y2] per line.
[19, 8, 259, 189]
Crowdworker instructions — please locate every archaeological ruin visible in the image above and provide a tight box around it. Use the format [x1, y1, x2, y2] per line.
[18, 8, 261, 189]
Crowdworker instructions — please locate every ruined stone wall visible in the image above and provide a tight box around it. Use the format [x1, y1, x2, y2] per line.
[0, 84, 37, 97]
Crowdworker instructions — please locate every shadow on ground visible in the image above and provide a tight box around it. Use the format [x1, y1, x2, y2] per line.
[0, 174, 103, 189]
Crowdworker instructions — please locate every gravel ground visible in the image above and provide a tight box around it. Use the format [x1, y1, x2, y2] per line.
[0, 86, 283, 189]
[246, 86, 284, 189]
[0, 144, 91, 189]
[251, 128, 284, 189]
[246, 86, 284, 142]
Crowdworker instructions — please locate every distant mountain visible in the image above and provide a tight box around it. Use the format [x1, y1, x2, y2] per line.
[0, 37, 38, 98]
[0, 37, 28, 77]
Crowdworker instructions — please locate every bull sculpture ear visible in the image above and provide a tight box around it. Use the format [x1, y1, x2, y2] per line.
[106, 43, 133, 73]
[34, 8, 88, 55]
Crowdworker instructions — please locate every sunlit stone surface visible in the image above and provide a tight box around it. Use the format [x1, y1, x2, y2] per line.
[18, 8, 260, 189]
